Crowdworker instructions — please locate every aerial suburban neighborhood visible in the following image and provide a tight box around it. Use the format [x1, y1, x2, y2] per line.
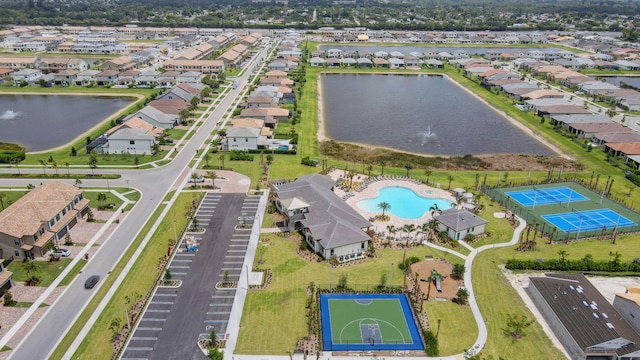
[1, 1, 640, 360]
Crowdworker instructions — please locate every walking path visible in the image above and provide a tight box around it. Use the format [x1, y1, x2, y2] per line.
[230, 215, 526, 360]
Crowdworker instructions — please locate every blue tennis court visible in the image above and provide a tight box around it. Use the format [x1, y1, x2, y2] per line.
[542, 209, 636, 232]
[506, 186, 588, 207]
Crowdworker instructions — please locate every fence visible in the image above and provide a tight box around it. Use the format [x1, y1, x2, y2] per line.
[484, 182, 640, 242]
[324, 339, 424, 352]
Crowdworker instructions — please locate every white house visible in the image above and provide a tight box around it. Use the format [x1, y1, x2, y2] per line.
[435, 208, 488, 241]
[270, 174, 372, 261]
[224, 127, 265, 150]
[105, 128, 156, 155]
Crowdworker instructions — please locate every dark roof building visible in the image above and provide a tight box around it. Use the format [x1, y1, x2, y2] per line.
[270, 174, 371, 262]
[527, 273, 640, 360]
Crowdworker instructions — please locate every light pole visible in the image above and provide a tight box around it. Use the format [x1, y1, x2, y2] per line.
[173, 220, 177, 241]
[389, 263, 394, 293]
[244, 264, 250, 290]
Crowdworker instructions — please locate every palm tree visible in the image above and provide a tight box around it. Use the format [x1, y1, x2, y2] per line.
[386, 224, 396, 241]
[404, 163, 414, 177]
[447, 175, 454, 190]
[377, 201, 391, 218]
[428, 219, 440, 242]
[88, 155, 98, 176]
[380, 160, 385, 176]
[203, 153, 211, 168]
[52, 161, 58, 176]
[39, 159, 46, 175]
[366, 164, 373, 176]
[206, 170, 218, 189]
[97, 192, 107, 208]
[64, 162, 70, 176]
[420, 222, 430, 242]
[424, 169, 432, 185]
[218, 154, 226, 170]
[429, 204, 442, 218]
[403, 224, 416, 247]
[25, 261, 40, 284]
[558, 250, 568, 262]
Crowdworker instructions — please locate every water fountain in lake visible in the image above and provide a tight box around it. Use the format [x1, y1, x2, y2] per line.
[0, 110, 22, 121]
[408, 126, 439, 147]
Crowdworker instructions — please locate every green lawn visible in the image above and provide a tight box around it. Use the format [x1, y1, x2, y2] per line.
[8, 258, 72, 287]
[423, 301, 476, 355]
[235, 234, 462, 354]
[0, 191, 28, 213]
[83, 191, 123, 210]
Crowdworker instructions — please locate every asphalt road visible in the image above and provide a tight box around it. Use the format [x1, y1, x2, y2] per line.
[3, 40, 276, 360]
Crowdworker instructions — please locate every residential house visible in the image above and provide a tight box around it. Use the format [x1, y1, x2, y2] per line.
[592, 132, 640, 147]
[223, 127, 266, 150]
[566, 122, 626, 138]
[435, 209, 488, 241]
[53, 70, 78, 86]
[104, 128, 156, 155]
[147, 99, 189, 116]
[613, 287, 640, 335]
[309, 57, 326, 67]
[129, 106, 179, 129]
[101, 56, 135, 71]
[117, 70, 141, 86]
[247, 96, 277, 108]
[95, 70, 119, 86]
[157, 83, 201, 103]
[0, 181, 90, 261]
[176, 71, 202, 86]
[74, 69, 100, 86]
[162, 60, 225, 74]
[270, 174, 372, 261]
[11, 68, 42, 85]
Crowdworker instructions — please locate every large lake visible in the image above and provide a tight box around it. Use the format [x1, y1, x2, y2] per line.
[601, 76, 640, 88]
[0, 94, 134, 152]
[320, 73, 554, 156]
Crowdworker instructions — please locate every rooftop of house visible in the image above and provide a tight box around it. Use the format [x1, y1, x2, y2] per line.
[0, 181, 86, 238]
[435, 208, 487, 232]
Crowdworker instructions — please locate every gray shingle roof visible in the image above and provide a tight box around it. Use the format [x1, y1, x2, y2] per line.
[435, 209, 487, 232]
[273, 174, 371, 250]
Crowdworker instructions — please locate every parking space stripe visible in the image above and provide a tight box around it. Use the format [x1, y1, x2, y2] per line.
[140, 318, 166, 321]
[146, 310, 171, 313]
[168, 265, 190, 269]
[206, 311, 230, 315]
[149, 301, 174, 305]
[211, 295, 235, 299]
[153, 293, 177, 297]
[137, 327, 163, 331]
[132, 337, 158, 341]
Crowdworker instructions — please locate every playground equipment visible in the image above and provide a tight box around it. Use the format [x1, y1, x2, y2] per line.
[430, 269, 445, 293]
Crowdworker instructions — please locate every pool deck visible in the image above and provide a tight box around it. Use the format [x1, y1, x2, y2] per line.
[328, 169, 457, 232]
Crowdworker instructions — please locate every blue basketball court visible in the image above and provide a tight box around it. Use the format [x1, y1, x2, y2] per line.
[542, 209, 636, 232]
[506, 186, 588, 207]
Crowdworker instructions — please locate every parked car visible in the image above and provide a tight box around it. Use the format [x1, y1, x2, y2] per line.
[50, 248, 71, 257]
[189, 175, 205, 183]
[84, 275, 100, 289]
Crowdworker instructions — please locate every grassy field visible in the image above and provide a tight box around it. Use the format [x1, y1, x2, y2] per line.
[235, 234, 463, 354]
[51, 192, 201, 360]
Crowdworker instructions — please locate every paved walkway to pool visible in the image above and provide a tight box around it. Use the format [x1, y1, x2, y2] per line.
[327, 169, 457, 232]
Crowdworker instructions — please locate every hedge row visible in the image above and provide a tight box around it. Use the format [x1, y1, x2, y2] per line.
[505, 258, 640, 273]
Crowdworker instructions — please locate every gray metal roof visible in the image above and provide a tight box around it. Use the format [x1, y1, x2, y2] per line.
[528, 273, 640, 357]
[552, 114, 612, 124]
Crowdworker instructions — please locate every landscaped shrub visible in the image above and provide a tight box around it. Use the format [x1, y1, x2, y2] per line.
[505, 257, 640, 273]
[229, 150, 253, 161]
[398, 256, 421, 272]
[0, 143, 25, 164]
[423, 330, 439, 356]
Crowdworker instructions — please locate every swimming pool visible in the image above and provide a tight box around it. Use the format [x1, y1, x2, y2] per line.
[356, 186, 453, 220]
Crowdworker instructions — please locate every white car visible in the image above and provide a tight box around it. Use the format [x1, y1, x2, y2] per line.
[50, 248, 71, 257]
[189, 175, 205, 183]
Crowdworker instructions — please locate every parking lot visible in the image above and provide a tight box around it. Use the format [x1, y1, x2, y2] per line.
[120, 192, 260, 360]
